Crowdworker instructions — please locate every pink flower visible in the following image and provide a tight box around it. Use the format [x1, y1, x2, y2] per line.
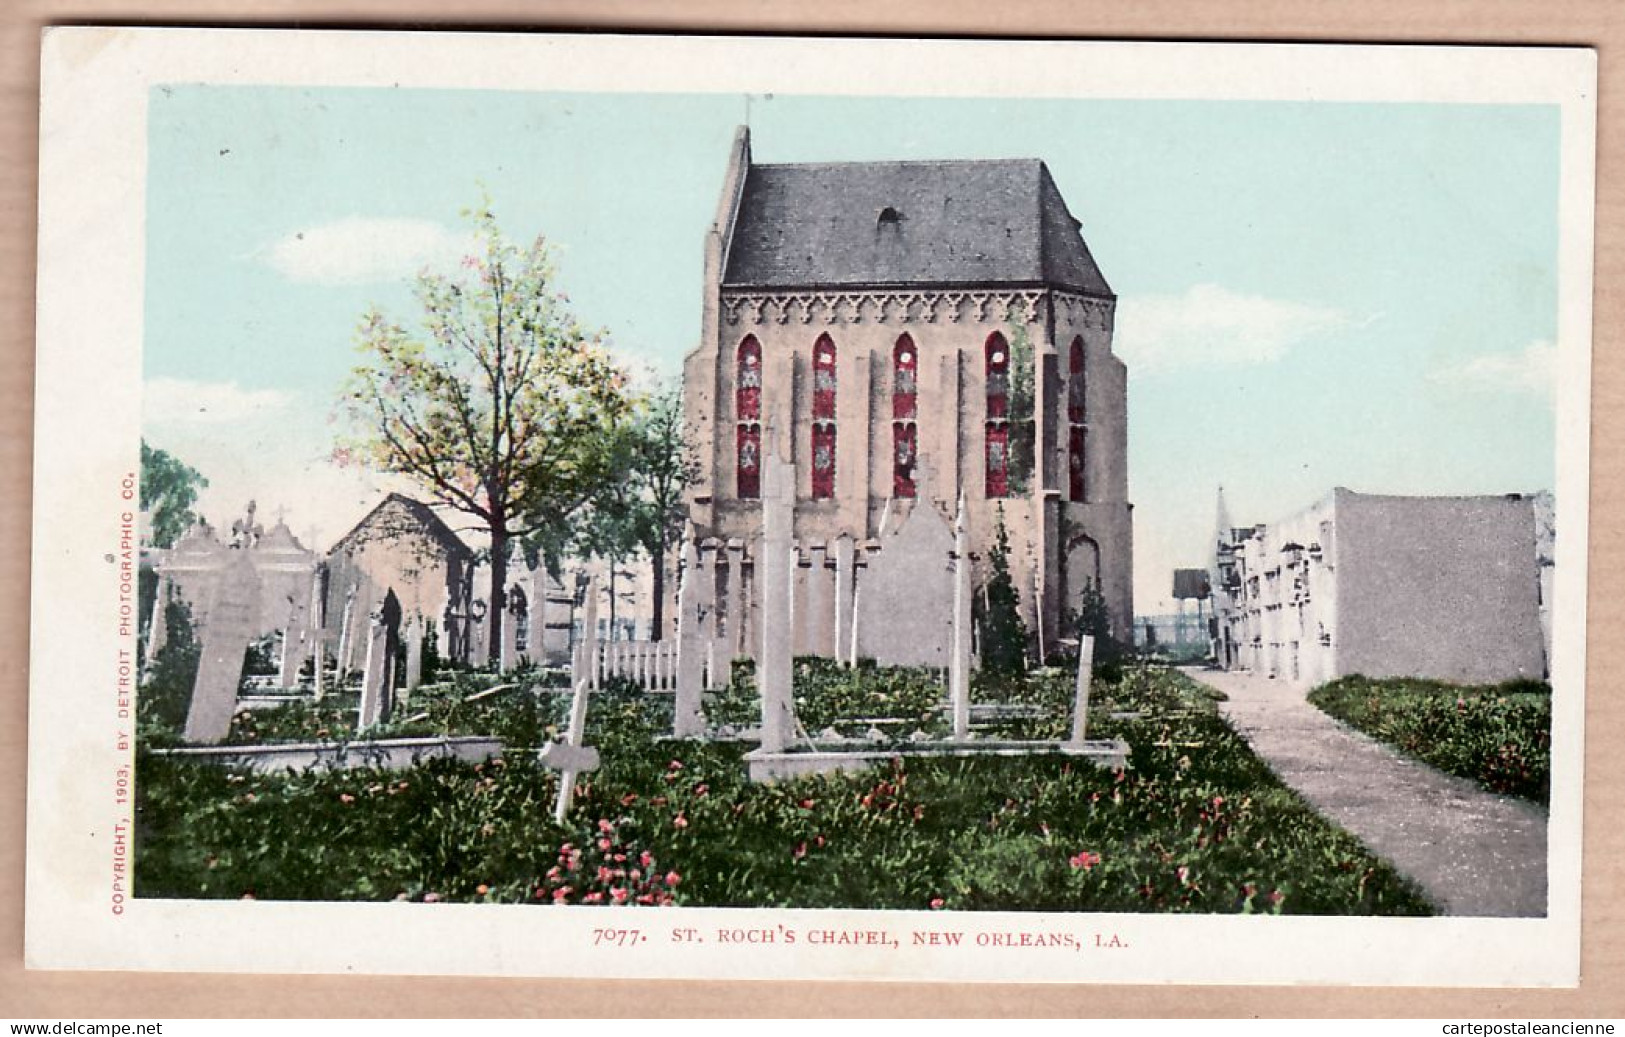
[610, 888, 629, 903]
[665, 871, 682, 886]
[639, 850, 654, 868]
[552, 886, 573, 903]
[673, 814, 688, 830]
[339, 793, 355, 804]
[930, 898, 945, 910]
[583, 892, 604, 904]
[598, 819, 615, 833]
[793, 841, 808, 860]
[1069, 851, 1103, 871]
[597, 838, 612, 851]
[1176, 866, 1190, 885]
[798, 798, 815, 810]
[423, 892, 441, 903]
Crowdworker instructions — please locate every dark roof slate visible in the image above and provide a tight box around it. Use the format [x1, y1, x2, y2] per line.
[329, 492, 472, 560]
[722, 158, 1112, 296]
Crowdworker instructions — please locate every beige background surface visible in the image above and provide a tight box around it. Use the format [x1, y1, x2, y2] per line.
[2, 1, 1621, 1018]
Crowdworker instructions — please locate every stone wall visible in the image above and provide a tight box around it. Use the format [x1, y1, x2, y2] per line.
[1335, 490, 1545, 684]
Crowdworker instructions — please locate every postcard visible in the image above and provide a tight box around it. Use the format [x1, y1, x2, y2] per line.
[26, 28, 1595, 985]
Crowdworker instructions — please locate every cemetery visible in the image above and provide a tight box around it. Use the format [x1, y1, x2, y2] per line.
[125, 142, 1548, 918]
[132, 476, 1435, 914]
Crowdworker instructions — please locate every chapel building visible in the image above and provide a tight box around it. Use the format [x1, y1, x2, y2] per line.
[682, 128, 1133, 660]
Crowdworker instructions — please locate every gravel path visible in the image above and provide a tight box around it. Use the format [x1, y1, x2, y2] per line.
[1182, 666, 1548, 917]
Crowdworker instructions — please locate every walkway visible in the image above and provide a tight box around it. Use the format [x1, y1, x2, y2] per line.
[1181, 666, 1548, 917]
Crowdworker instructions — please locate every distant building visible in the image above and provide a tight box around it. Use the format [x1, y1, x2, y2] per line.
[681, 127, 1133, 663]
[1211, 488, 1548, 686]
[324, 493, 476, 674]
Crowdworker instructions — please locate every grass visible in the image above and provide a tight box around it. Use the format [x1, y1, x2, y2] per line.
[1307, 675, 1551, 805]
[135, 661, 1432, 915]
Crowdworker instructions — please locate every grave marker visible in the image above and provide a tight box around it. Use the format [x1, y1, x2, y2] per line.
[950, 491, 972, 739]
[357, 590, 401, 730]
[183, 550, 261, 744]
[1069, 635, 1095, 748]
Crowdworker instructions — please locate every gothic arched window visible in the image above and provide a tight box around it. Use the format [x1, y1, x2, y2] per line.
[812, 334, 836, 421]
[736, 336, 762, 499]
[893, 334, 917, 420]
[1068, 336, 1087, 502]
[893, 421, 917, 499]
[985, 332, 1010, 420]
[736, 336, 761, 421]
[737, 423, 761, 500]
[985, 332, 1011, 497]
[811, 335, 837, 499]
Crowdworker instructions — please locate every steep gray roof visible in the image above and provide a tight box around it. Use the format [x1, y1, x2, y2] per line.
[721, 158, 1112, 296]
[329, 493, 472, 560]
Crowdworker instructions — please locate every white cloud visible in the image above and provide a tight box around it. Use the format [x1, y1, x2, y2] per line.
[144, 377, 294, 426]
[1431, 340, 1556, 402]
[1113, 283, 1351, 374]
[261, 217, 472, 285]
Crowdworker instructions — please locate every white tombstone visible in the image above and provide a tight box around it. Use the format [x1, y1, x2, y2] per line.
[950, 491, 973, 740]
[758, 434, 796, 753]
[357, 593, 401, 730]
[276, 599, 304, 688]
[674, 538, 707, 737]
[499, 591, 519, 672]
[183, 550, 261, 744]
[309, 569, 325, 699]
[143, 573, 171, 681]
[1069, 635, 1095, 748]
[725, 539, 746, 655]
[578, 574, 600, 690]
[404, 613, 424, 692]
[832, 534, 855, 668]
[334, 585, 357, 682]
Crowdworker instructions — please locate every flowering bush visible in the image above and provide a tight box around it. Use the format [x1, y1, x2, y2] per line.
[532, 819, 679, 906]
[137, 664, 1432, 916]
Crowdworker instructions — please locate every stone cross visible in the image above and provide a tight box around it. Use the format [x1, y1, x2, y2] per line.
[950, 490, 972, 739]
[183, 550, 261, 744]
[543, 677, 601, 824]
[673, 537, 707, 738]
[758, 430, 797, 753]
[1069, 635, 1096, 747]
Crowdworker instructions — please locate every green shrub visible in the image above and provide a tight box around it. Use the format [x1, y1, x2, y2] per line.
[1308, 675, 1551, 804]
[137, 664, 1432, 916]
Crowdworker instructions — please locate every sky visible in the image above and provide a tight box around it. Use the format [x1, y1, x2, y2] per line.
[142, 85, 1561, 616]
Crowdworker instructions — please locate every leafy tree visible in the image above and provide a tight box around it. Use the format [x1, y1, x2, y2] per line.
[140, 440, 208, 548]
[338, 202, 632, 664]
[976, 508, 1029, 684]
[564, 383, 697, 640]
[1070, 578, 1126, 678]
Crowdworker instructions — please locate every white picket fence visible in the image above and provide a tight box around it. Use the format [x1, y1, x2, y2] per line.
[572, 638, 726, 693]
